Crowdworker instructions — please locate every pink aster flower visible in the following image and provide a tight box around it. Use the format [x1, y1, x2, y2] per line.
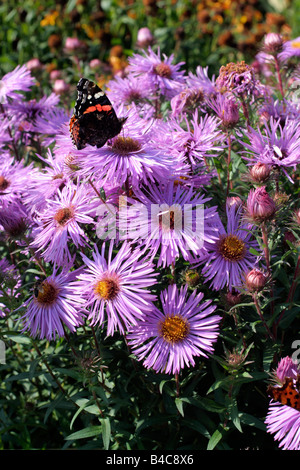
[20, 266, 85, 340]
[199, 204, 260, 292]
[73, 241, 157, 336]
[30, 181, 97, 266]
[128, 47, 185, 99]
[127, 284, 221, 375]
[265, 356, 300, 450]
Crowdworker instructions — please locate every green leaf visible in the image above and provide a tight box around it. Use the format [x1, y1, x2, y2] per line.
[229, 398, 242, 433]
[175, 397, 184, 417]
[100, 418, 111, 450]
[181, 396, 226, 413]
[65, 425, 103, 441]
[207, 428, 223, 450]
[6, 334, 31, 345]
[70, 399, 100, 430]
[239, 412, 266, 431]
[182, 418, 210, 438]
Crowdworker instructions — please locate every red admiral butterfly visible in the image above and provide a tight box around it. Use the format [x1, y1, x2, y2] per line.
[69, 78, 127, 150]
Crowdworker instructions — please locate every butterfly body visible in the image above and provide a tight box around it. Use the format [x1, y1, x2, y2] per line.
[69, 78, 127, 150]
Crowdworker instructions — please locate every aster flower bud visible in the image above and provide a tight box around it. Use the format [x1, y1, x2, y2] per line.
[293, 208, 300, 225]
[184, 269, 201, 287]
[249, 162, 271, 184]
[26, 58, 43, 71]
[245, 268, 268, 293]
[64, 37, 86, 52]
[136, 27, 154, 48]
[49, 69, 61, 80]
[224, 346, 252, 373]
[262, 33, 284, 55]
[246, 186, 276, 223]
[284, 230, 297, 246]
[224, 290, 243, 308]
[89, 58, 101, 69]
[226, 196, 242, 211]
[53, 79, 69, 94]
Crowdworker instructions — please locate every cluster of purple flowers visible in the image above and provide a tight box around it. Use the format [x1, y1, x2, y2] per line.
[1, 34, 300, 449]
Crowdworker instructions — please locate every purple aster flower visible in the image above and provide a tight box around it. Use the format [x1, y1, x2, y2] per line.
[0, 157, 34, 206]
[207, 92, 240, 130]
[258, 97, 300, 125]
[128, 47, 185, 99]
[30, 181, 97, 266]
[127, 284, 221, 375]
[170, 65, 217, 117]
[216, 61, 257, 96]
[167, 110, 225, 170]
[75, 106, 172, 188]
[171, 87, 207, 118]
[199, 204, 260, 292]
[265, 356, 300, 450]
[186, 65, 216, 96]
[120, 181, 219, 268]
[24, 149, 68, 213]
[20, 266, 85, 340]
[0, 65, 35, 103]
[6, 93, 60, 139]
[0, 199, 33, 242]
[0, 259, 21, 318]
[241, 118, 300, 180]
[278, 36, 300, 63]
[106, 74, 150, 106]
[171, 162, 217, 189]
[33, 107, 70, 147]
[73, 241, 157, 336]
[0, 118, 13, 150]
[6, 93, 59, 120]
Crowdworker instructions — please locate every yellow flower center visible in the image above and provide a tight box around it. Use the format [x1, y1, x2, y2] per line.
[94, 277, 120, 300]
[159, 315, 189, 344]
[154, 63, 172, 78]
[292, 41, 300, 49]
[34, 281, 58, 305]
[0, 175, 10, 191]
[54, 207, 74, 226]
[218, 234, 246, 261]
[111, 136, 141, 154]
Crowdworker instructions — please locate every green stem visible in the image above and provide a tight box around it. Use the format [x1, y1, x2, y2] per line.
[252, 293, 275, 342]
